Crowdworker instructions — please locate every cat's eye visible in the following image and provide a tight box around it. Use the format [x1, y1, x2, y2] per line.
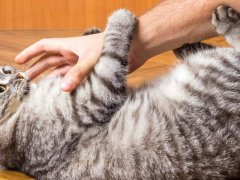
[2, 66, 15, 75]
[0, 85, 7, 93]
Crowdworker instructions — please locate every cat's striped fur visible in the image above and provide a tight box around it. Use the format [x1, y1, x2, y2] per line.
[0, 6, 240, 180]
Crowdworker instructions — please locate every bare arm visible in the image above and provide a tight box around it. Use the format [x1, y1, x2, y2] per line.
[129, 0, 240, 71]
[15, 0, 240, 91]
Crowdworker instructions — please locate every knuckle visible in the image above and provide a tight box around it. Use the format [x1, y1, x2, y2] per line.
[42, 61, 50, 69]
[39, 38, 48, 44]
[70, 66, 83, 77]
[58, 58, 66, 64]
[38, 38, 49, 48]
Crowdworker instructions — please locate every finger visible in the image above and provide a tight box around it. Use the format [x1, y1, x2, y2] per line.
[26, 54, 69, 80]
[47, 65, 72, 78]
[61, 58, 96, 92]
[15, 38, 68, 64]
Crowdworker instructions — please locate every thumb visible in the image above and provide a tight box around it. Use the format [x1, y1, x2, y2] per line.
[61, 59, 96, 92]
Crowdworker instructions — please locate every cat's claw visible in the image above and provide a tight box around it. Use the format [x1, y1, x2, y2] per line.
[212, 6, 240, 35]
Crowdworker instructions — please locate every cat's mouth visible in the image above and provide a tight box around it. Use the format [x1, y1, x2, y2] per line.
[13, 72, 31, 97]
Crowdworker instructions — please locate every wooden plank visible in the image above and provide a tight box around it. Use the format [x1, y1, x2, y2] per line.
[0, 0, 159, 30]
[0, 170, 34, 180]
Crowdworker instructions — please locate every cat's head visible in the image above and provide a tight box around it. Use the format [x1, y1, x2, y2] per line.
[0, 65, 29, 123]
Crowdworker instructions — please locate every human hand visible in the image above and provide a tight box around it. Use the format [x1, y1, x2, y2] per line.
[224, 0, 240, 12]
[15, 33, 104, 92]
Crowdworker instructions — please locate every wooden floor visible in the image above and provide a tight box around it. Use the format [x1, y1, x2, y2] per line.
[0, 30, 227, 179]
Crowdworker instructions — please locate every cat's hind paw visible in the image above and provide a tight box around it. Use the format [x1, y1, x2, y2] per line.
[83, 27, 101, 36]
[212, 6, 240, 35]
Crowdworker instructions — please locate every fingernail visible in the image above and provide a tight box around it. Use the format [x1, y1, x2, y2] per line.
[61, 79, 74, 91]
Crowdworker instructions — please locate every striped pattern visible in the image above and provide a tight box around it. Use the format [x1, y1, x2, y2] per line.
[0, 6, 240, 180]
[0, 9, 137, 179]
[72, 10, 136, 125]
[106, 6, 240, 179]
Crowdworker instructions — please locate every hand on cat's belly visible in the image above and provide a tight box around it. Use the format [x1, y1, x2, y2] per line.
[15, 33, 104, 92]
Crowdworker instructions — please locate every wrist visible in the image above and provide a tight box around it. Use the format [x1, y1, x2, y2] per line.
[128, 17, 149, 72]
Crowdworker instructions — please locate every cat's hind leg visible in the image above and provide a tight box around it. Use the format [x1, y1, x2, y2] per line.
[88, 10, 136, 123]
[212, 6, 240, 50]
[76, 10, 137, 124]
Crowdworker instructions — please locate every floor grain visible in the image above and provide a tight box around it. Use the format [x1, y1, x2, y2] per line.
[0, 30, 227, 179]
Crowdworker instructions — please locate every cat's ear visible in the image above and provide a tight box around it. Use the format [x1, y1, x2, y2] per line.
[83, 27, 102, 36]
[173, 42, 215, 60]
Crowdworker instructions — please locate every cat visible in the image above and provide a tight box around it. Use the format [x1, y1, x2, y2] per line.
[0, 6, 240, 180]
[0, 9, 134, 178]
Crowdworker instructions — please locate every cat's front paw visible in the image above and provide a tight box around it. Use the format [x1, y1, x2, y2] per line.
[108, 9, 136, 29]
[212, 6, 240, 35]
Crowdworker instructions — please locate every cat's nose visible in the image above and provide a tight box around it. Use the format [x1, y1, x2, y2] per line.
[16, 72, 25, 80]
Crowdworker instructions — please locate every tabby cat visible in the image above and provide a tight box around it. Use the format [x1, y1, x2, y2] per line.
[0, 6, 240, 180]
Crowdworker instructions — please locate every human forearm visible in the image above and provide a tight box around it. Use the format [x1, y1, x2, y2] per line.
[129, 0, 239, 71]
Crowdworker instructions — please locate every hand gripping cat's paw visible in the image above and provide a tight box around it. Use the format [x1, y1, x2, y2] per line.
[212, 6, 240, 35]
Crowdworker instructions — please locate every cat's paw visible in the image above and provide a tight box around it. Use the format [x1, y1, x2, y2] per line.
[108, 9, 136, 29]
[212, 6, 240, 35]
[83, 27, 101, 36]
